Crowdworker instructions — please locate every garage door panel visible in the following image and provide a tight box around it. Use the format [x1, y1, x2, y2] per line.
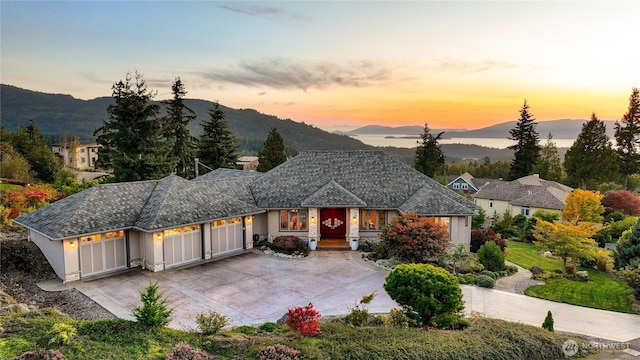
[80, 235, 127, 277]
[163, 228, 202, 269]
[210, 219, 243, 258]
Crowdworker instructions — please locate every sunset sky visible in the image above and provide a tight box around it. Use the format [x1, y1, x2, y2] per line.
[2, 1, 639, 131]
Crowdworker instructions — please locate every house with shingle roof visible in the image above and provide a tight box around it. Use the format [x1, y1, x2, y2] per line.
[16, 150, 478, 282]
[473, 174, 572, 224]
[446, 172, 493, 194]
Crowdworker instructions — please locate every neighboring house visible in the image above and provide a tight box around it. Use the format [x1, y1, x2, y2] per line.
[237, 156, 259, 170]
[51, 142, 102, 170]
[446, 172, 492, 194]
[473, 174, 572, 223]
[16, 150, 478, 283]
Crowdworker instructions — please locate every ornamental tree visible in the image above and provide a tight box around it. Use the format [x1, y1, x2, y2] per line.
[533, 219, 600, 272]
[381, 212, 451, 263]
[384, 263, 463, 326]
[562, 189, 605, 223]
[132, 281, 173, 327]
[601, 190, 640, 216]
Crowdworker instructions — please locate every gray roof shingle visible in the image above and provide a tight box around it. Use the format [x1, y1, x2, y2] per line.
[473, 175, 572, 210]
[250, 150, 477, 214]
[194, 168, 262, 181]
[301, 180, 367, 207]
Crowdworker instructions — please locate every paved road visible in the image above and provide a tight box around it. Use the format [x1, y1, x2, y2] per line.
[59, 250, 639, 343]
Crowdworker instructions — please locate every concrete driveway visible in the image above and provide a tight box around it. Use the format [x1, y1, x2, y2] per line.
[71, 250, 640, 343]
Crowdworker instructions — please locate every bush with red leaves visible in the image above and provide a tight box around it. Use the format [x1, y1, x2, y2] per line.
[471, 228, 506, 253]
[285, 303, 321, 337]
[602, 190, 640, 216]
[272, 236, 305, 252]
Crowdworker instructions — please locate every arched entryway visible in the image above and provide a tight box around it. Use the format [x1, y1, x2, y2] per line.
[320, 208, 346, 239]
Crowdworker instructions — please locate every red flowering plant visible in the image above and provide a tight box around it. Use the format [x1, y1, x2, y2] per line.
[285, 303, 321, 337]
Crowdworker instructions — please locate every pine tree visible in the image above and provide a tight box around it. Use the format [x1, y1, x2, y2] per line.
[162, 78, 197, 178]
[532, 132, 562, 182]
[257, 127, 287, 172]
[197, 102, 238, 171]
[413, 123, 445, 178]
[564, 113, 618, 189]
[94, 72, 173, 182]
[508, 100, 541, 180]
[614, 87, 640, 188]
[542, 311, 554, 332]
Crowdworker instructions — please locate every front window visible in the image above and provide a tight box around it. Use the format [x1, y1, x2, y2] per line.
[461, 183, 469, 190]
[426, 217, 451, 238]
[489, 200, 494, 208]
[452, 183, 460, 190]
[80, 234, 102, 243]
[163, 228, 182, 236]
[105, 230, 124, 238]
[280, 209, 307, 231]
[521, 207, 531, 216]
[360, 210, 386, 231]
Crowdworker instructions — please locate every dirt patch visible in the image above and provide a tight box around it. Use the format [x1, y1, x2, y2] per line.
[0, 229, 115, 320]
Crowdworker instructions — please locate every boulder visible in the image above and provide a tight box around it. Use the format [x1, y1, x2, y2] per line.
[576, 271, 589, 282]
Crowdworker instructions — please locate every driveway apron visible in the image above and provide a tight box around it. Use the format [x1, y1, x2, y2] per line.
[72, 250, 640, 342]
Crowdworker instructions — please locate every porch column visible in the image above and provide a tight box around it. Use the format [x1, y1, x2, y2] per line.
[308, 207, 319, 241]
[348, 208, 360, 241]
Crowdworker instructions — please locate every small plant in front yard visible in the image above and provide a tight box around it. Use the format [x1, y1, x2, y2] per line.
[285, 303, 321, 337]
[345, 292, 376, 326]
[164, 343, 210, 360]
[131, 281, 173, 328]
[195, 310, 229, 335]
[48, 323, 77, 346]
[257, 344, 300, 360]
[475, 275, 495, 288]
[477, 241, 505, 271]
[542, 311, 554, 332]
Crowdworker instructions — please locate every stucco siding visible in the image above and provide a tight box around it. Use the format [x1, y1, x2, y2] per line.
[29, 231, 67, 281]
[450, 216, 471, 250]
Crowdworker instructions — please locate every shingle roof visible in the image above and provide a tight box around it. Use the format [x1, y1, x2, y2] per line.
[14, 181, 157, 239]
[473, 175, 572, 210]
[250, 150, 477, 214]
[301, 180, 367, 207]
[399, 184, 479, 215]
[134, 175, 262, 231]
[194, 168, 262, 181]
[15, 175, 264, 239]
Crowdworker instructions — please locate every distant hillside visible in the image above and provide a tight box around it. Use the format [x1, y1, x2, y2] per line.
[0, 84, 372, 153]
[347, 119, 618, 139]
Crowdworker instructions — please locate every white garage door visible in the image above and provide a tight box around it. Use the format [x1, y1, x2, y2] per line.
[80, 231, 127, 277]
[211, 217, 243, 257]
[163, 225, 202, 269]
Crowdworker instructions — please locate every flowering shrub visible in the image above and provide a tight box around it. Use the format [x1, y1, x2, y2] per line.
[195, 310, 228, 335]
[257, 344, 300, 360]
[164, 344, 209, 360]
[1, 184, 58, 222]
[15, 349, 65, 360]
[285, 303, 321, 337]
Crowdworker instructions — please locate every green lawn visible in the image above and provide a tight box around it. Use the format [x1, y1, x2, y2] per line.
[505, 240, 636, 314]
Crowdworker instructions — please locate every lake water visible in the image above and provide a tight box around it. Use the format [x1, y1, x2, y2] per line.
[350, 134, 577, 149]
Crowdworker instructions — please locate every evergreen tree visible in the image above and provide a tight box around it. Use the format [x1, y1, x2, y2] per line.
[564, 113, 618, 189]
[614, 87, 640, 188]
[257, 127, 287, 172]
[197, 102, 238, 171]
[413, 122, 445, 178]
[8, 120, 60, 182]
[94, 72, 173, 182]
[162, 78, 197, 178]
[532, 132, 562, 182]
[508, 100, 541, 180]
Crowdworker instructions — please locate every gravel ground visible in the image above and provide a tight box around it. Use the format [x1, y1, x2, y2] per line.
[0, 229, 116, 320]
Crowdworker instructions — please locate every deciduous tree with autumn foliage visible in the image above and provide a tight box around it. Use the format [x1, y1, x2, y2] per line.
[562, 189, 605, 223]
[601, 190, 640, 216]
[533, 220, 601, 273]
[381, 212, 451, 263]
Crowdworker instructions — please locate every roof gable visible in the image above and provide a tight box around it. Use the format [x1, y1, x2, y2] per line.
[473, 175, 572, 210]
[301, 180, 367, 207]
[400, 183, 479, 215]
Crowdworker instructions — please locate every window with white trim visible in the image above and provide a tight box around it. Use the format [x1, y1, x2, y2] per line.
[461, 183, 469, 190]
[521, 207, 531, 216]
[452, 183, 460, 189]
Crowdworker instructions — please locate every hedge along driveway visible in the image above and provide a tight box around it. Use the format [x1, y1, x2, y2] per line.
[505, 241, 636, 313]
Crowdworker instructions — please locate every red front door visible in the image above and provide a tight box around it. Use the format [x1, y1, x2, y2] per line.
[320, 208, 346, 239]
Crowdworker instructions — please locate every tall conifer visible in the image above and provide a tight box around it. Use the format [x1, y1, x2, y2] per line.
[413, 122, 445, 178]
[197, 102, 238, 170]
[508, 100, 541, 180]
[614, 87, 640, 188]
[257, 128, 287, 172]
[162, 78, 197, 178]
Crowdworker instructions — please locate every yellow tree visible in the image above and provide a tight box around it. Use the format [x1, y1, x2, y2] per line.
[533, 220, 601, 272]
[562, 189, 604, 223]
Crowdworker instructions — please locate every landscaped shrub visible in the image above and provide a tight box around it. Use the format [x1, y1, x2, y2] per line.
[505, 265, 518, 274]
[480, 270, 497, 279]
[617, 265, 640, 300]
[385, 308, 409, 328]
[477, 241, 505, 272]
[432, 313, 469, 330]
[14, 349, 65, 360]
[271, 236, 305, 253]
[475, 274, 495, 288]
[196, 310, 229, 335]
[373, 315, 385, 325]
[614, 219, 640, 269]
[384, 263, 463, 326]
[47, 323, 76, 346]
[366, 240, 390, 261]
[285, 303, 321, 337]
[164, 343, 209, 360]
[234, 325, 257, 334]
[381, 212, 451, 263]
[530, 266, 544, 275]
[542, 311, 554, 332]
[345, 292, 376, 327]
[470, 228, 505, 252]
[596, 248, 613, 272]
[131, 281, 173, 328]
[257, 344, 300, 360]
[258, 322, 281, 333]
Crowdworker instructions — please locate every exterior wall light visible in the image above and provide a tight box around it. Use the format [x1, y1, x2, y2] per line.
[245, 216, 252, 225]
[155, 233, 163, 241]
[69, 241, 75, 248]
[310, 216, 316, 224]
[352, 215, 358, 224]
